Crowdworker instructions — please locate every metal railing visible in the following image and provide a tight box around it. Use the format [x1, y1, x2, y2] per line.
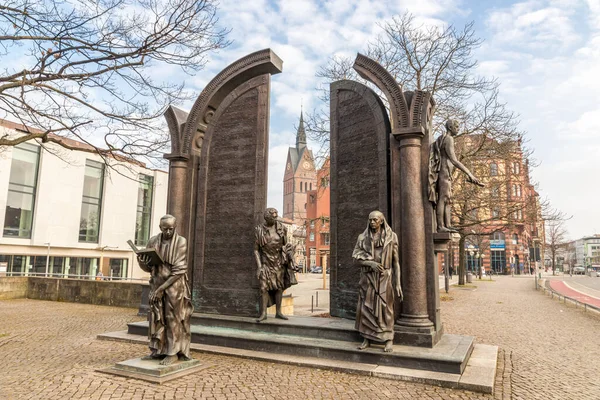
[1, 271, 148, 283]
[537, 280, 600, 315]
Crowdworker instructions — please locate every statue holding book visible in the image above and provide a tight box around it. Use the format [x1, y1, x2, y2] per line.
[134, 214, 193, 365]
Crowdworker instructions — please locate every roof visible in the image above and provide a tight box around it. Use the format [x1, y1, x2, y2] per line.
[0, 117, 147, 168]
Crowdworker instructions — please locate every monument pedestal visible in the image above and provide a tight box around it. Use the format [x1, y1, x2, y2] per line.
[394, 324, 445, 348]
[98, 357, 210, 384]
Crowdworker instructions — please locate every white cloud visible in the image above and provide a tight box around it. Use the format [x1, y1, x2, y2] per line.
[486, 0, 580, 50]
[482, 1, 600, 238]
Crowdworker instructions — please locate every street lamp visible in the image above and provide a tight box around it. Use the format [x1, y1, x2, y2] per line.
[44, 242, 51, 277]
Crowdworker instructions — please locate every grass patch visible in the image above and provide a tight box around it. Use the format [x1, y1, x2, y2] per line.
[0, 333, 8, 338]
[455, 284, 478, 289]
[440, 295, 454, 301]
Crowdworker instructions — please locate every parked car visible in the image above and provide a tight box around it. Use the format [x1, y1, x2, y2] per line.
[573, 266, 585, 275]
[595, 270, 600, 277]
[310, 267, 322, 274]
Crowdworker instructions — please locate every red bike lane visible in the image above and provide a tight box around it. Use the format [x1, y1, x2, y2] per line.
[549, 280, 600, 308]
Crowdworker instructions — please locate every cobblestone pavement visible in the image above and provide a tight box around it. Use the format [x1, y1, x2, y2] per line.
[443, 276, 600, 400]
[1, 276, 598, 399]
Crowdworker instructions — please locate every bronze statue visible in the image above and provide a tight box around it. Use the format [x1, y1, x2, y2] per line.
[136, 214, 193, 365]
[353, 211, 402, 352]
[429, 119, 484, 233]
[254, 208, 297, 322]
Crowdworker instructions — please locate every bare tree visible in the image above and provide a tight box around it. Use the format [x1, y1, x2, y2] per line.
[307, 12, 542, 285]
[0, 0, 229, 166]
[545, 220, 569, 276]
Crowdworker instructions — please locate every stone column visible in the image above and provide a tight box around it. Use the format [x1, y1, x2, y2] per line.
[393, 127, 433, 329]
[163, 155, 190, 238]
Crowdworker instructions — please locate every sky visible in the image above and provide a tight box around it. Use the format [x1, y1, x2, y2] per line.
[15, 0, 594, 240]
[166, 0, 598, 240]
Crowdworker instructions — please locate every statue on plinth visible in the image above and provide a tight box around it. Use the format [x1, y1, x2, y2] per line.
[136, 214, 193, 366]
[353, 211, 402, 352]
[254, 208, 298, 322]
[429, 119, 484, 233]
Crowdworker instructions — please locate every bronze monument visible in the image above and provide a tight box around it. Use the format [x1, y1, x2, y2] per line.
[254, 208, 297, 322]
[429, 119, 484, 233]
[353, 211, 402, 352]
[136, 214, 193, 366]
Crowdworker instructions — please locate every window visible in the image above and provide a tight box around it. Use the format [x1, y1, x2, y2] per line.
[491, 250, 506, 273]
[512, 234, 518, 245]
[3, 143, 40, 238]
[492, 208, 500, 218]
[309, 232, 315, 241]
[513, 162, 520, 175]
[490, 163, 498, 176]
[492, 231, 505, 241]
[135, 174, 154, 246]
[491, 187, 499, 197]
[323, 233, 330, 246]
[517, 185, 522, 197]
[320, 177, 330, 188]
[79, 160, 104, 243]
[310, 183, 312, 191]
[310, 220, 315, 229]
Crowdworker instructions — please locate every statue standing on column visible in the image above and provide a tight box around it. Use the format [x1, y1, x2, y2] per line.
[254, 208, 298, 322]
[353, 211, 402, 352]
[136, 214, 193, 365]
[429, 119, 484, 233]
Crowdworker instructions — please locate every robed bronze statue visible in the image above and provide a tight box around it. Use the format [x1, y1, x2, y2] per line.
[429, 119, 484, 233]
[254, 208, 298, 322]
[136, 214, 193, 365]
[353, 211, 402, 352]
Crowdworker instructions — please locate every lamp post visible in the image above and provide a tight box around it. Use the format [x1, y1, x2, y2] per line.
[44, 242, 51, 277]
[99, 245, 118, 280]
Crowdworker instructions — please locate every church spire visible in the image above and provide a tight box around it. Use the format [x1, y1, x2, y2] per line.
[296, 107, 306, 150]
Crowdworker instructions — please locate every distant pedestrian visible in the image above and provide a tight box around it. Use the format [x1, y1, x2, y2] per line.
[449, 266, 454, 279]
[95, 271, 104, 281]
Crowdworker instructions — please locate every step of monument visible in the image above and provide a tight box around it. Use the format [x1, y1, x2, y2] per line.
[130, 313, 363, 343]
[126, 320, 473, 374]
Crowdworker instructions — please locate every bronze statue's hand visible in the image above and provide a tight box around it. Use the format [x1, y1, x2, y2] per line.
[137, 254, 150, 266]
[256, 267, 263, 280]
[370, 262, 384, 273]
[395, 286, 403, 302]
[467, 175, 485, 187]
[154, 288, 164, 300]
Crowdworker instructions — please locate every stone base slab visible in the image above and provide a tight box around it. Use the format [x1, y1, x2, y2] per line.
[98, 331, 497, 393]
[98, 357, 211, 384]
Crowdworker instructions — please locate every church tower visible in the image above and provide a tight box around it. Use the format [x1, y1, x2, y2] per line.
[283, 110, 317, 223]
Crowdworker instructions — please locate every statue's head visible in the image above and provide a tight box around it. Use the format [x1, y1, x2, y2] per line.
[159, 214, 177, 240]
[368, 210, 385, 231]
[264, 208, 279, 226]
[445, 119, 460, 136]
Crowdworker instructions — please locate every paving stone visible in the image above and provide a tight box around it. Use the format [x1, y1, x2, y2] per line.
[1, 277, 600, 398]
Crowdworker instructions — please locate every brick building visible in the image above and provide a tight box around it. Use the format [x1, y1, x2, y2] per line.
[282, 111, 316, 224]
[305, 159, 330, 270]
[451, 136, 545, 275]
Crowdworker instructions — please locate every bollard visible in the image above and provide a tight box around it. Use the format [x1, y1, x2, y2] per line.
[316, 291, 319, 307]
[311, 295, 314, 313]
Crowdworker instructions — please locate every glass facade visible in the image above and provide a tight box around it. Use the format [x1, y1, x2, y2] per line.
[109, 258, 129, 280]
[3, 142, 40, 238]
[134, 174, 154, 246]
[79, 160, 104, 242]
[491, 250, 506, 273]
